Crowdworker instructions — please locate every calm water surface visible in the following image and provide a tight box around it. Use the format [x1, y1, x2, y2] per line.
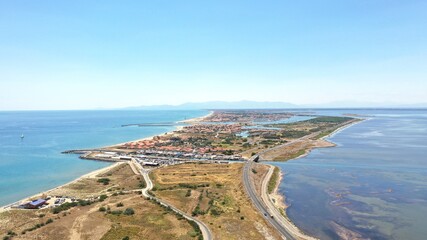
[0, 110, 206, 206]
[272, 109, 427, 240]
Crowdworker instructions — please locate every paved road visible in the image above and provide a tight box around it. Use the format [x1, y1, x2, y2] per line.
[140, 167, 214, 240]
[243, 156, 296, 240]
[242, 131, 317, 240]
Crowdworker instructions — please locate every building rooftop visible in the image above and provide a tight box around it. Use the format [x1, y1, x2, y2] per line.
[28, 199, 46, 206]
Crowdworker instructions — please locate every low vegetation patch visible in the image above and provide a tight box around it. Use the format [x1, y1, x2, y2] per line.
[267, 167, 280, 194]
[123, 208, 135, 216]
[21, 217, 54, 235]
[97, 178, 111, 185]
[51, 199, 93, 214]
[307, 116, 352, 124]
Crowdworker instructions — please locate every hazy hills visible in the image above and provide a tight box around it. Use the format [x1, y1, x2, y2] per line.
[124, 100, 427, 110]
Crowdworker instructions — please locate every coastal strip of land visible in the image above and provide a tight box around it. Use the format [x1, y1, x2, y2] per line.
[1, 110, 362, 240]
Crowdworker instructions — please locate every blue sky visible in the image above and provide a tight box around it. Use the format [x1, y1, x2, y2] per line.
[1, 1, 426, 110]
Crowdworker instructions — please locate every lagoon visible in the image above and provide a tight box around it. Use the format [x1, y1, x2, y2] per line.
[272, 109, 427, 239]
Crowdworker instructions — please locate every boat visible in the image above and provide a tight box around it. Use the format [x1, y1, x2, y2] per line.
[21, 134, 24, 139]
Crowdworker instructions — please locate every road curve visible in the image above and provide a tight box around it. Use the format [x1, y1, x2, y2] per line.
[260, 165, 318, 240]
[243, 157, 296, 240]
[140, 167, 214, 240]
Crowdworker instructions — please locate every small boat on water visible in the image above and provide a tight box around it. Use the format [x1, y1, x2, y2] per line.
[21, 134, 24, 139]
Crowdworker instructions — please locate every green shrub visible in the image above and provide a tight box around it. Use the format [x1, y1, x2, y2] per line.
[123, 208, 135, 216]
[110, 210, 123, 215]
[99, 195, 108, 202]
[52, 202, 78, 214]
[97, 178, 111, 185]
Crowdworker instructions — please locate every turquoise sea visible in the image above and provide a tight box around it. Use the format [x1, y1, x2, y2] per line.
[0, 110, 206, 206]
[272, 109, 427, 240]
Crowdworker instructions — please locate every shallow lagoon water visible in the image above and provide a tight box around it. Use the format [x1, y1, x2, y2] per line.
[0, 110, 206, 206]
[272, 110, 427, 239]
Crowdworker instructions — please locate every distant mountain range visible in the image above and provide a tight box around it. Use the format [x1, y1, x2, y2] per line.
[125, 101, 296, 110]
[123, 100, 427, 110]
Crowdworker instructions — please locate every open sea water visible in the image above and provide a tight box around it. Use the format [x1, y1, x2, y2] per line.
[272, 109, 427, 240]
[0, 110, 206, 206]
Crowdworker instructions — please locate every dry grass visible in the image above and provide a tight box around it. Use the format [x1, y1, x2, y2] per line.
[1, 164, 196, 240]
[100, 195, 195, 240]
[250, 163, 270, 196]
[152, 163, 282, 240]
[48, 163, 141, 199]
[261, 138, 336, 161]
[0, 194, 196, 240]
[261, 141, 312, 161]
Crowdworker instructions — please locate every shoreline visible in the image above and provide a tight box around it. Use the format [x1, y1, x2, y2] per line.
[1, 111, 212, 210]
[178, 110, 214, 124]
[288, 118, 365, 161]
[320, 118, 367, 141]
[268, 118, 365, 239]
[269, 169, 287, 211]
[102, 111, 213, 149]
[263, 164, 317, 240]
[0, 162, 122, 212]
[102, 125, 185, 149]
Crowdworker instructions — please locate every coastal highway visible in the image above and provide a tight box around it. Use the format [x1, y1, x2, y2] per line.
[242, 131, 319, 240]
[243, 157, 296, 240]
[139, 166, 214, 240]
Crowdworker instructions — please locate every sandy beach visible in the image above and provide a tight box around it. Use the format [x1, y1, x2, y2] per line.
[103, 111, 213, 149]
[178, 110, 214, 124]
[103, 125, 185, 149]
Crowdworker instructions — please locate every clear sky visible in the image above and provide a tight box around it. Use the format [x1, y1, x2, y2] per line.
[1, 1, 426, 110]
